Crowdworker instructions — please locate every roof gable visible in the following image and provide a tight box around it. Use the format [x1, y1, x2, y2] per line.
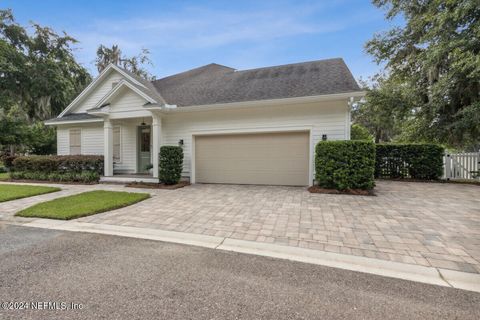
[58, 64, 164, 117]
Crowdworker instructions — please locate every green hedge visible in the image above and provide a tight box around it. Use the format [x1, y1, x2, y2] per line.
[159, 146, 184, 185]
[315, 141, 376, 190]
[13, 155, 104, 174]
[10, 171, 99, 183]
[375, 144, 444, 180]
[11, 155, 103, 183]
[0, 155, 17, 169]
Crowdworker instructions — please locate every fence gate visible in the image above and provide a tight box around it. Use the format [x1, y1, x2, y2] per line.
[444, 152, 480, 180]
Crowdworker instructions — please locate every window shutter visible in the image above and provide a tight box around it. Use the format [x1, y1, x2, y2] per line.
[113, 126, 121, 162]
[69, 129, 81, 155]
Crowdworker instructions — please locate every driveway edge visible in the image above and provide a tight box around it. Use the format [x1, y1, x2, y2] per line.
[8, 219, 480, 293]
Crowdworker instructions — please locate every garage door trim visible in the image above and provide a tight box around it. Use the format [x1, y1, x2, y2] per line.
[190, 126, 313, 186]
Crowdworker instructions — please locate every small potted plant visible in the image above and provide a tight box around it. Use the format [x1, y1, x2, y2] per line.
[145, 164, 153, 175]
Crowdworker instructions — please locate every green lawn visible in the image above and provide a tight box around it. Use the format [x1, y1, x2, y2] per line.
[0, 184, 60, 202]
[0, 172, 10, 180]
[16, 190, 150, 220]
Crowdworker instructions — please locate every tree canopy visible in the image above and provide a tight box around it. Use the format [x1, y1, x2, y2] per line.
[0, 9, 90, 154]
[95, 44, 154, 80]
[0, 9, 91, 121]
[365, 0, 480, 150]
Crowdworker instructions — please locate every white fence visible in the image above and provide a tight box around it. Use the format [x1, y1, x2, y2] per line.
[444, 152, 479, 180]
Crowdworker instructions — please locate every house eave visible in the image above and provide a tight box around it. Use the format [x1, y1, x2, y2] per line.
[44, 118, 104, 126]
[165, 91, 366, 113]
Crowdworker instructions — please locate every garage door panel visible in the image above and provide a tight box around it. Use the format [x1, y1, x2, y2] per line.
[195, 132, 309, 186]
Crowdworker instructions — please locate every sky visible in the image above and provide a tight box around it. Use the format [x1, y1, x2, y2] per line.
[2, 0, 401, 81]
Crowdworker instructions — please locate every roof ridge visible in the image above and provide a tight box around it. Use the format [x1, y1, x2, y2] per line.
[233, 58, 345, 73]
[152, 63, 235, 83]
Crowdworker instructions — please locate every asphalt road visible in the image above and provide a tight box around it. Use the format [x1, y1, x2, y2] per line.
[0, 224, 479, 320]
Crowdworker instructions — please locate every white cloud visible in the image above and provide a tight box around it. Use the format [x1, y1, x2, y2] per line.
[68, 1, 378, 76]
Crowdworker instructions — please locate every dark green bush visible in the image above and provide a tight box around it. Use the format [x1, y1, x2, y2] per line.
[159, 146, 183, 185]
[315, 140, 376, 190]
[375, 144, 444, 180]
[12, 155, 104, 174]
[1, 154, 17, 169]
[10, 155, 102, 183]
[10, 171, 99, 183]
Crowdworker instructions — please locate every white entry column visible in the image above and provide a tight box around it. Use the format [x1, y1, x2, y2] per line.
[151, 114, 162, 178]
[104, 118, 113, 176]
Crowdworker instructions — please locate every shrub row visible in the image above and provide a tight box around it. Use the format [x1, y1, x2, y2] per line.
[159, 146, 184, 185]
[12, 155, 104, 174]
[0, 154, 17, 169]
[10, 171, 99, 183]
[375, 144, 444, 180]
[315, 140, 376, 190]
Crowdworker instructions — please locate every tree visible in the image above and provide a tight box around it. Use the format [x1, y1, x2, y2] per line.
[351, 124, 374, 141]
[365, 0, 480, 149]
[25, 122, 56, 155]
[95, 44, 154, 80]
[0, 9, 92, 121]
[352, 75, 414, 143]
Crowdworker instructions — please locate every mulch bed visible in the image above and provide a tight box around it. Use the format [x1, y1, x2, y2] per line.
[307, 186, 376, 196]
[2, 179, 98, 185]
[126, 181, 190, 190]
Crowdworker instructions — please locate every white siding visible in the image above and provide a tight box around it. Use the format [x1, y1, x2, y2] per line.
[162, 99, 349, 178]
[109, 88, 148, 113]
[112, 119, 139, 173]
[73, 72, 124, 113]
[56, 99, 349, 180]
[81, 125, 104, 155]
[56, 124, 104, 155]
[57, 128, 69, 155]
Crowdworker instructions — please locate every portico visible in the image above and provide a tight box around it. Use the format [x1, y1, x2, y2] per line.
[99, 112, 162, 181]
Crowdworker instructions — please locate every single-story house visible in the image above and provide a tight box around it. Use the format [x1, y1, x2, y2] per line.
[45, 58, 363, 186]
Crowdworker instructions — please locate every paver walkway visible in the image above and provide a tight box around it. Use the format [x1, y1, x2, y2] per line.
[1, 180, 479, 273]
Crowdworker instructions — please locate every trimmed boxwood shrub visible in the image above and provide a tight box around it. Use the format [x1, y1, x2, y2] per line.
[315, 141, 376, 190]
[159, 146, 184, 185]
[10, 171, 99, 183]
[11, 155, 103, 182]
[12, 155, 104, 174]
[375, 144, 444, 180]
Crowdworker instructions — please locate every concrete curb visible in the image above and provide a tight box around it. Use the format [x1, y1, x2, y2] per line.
[8, 219, 480, 293]
[22, 219, 223, 249]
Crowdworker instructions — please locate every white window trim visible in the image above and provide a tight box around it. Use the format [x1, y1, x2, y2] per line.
[113, 125, 122, 164]
[69, 128, 82, 155]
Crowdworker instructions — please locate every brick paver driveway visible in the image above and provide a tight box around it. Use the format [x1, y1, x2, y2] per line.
[76, 181, 480, 274]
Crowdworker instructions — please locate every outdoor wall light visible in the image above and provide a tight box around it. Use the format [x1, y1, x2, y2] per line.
[322, 134, 327, 141]
[179, 139, 184, 146]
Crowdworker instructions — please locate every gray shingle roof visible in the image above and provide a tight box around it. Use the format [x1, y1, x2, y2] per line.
[45, 113, 101, 123]
[120, 68, 167, 104]
[152, 58, 360, 107]
[51, 58, 360, 122]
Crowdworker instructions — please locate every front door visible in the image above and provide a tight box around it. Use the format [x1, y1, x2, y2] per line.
[137, 126, 151, 173]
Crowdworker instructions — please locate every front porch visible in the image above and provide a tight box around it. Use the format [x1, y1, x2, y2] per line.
[100, 174, 159, 184]
[100, 112, 163, 182]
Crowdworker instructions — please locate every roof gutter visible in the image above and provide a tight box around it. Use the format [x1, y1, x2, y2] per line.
[163, 91, 366, 113]
[45, 118, 104, 126]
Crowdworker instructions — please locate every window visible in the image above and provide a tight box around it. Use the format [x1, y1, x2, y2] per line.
[113, 126, 121, 162]
[140, 127, 150, 152]
[69, 129, 81, 155]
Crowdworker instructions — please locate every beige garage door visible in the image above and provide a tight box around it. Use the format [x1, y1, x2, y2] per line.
[195, 131, 309, 186]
